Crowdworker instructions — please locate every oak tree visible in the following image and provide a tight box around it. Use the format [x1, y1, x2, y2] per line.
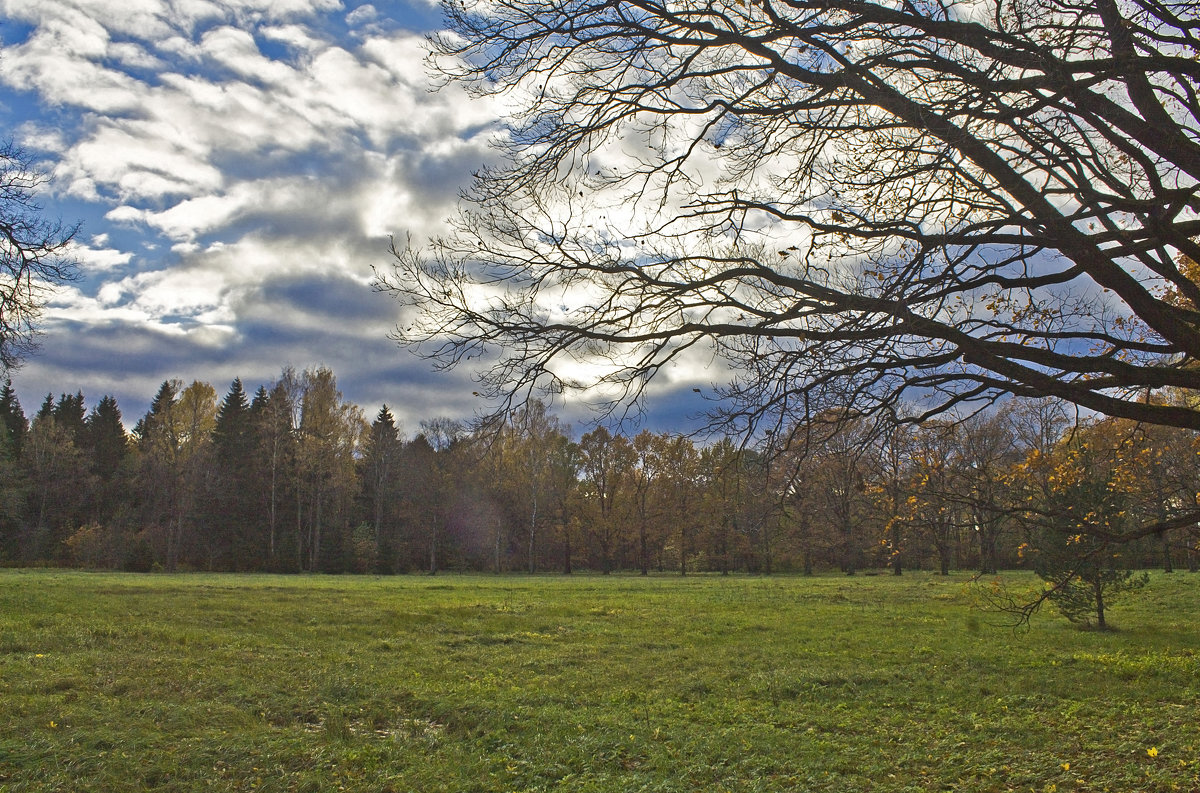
[382, 0, 1200, 546]
[0, 142, 78, 371]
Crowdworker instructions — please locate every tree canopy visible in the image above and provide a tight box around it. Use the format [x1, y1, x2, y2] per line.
[380, 0, 1200, 432]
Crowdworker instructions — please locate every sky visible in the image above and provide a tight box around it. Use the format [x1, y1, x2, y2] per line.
[0, 0, 712, 434]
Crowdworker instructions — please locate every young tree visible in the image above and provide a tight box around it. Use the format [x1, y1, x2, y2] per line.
[1016, 418, 1155, 628]
[904, 421, 966, 576]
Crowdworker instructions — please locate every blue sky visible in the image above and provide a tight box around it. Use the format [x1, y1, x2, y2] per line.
[0, 0, 711, 433]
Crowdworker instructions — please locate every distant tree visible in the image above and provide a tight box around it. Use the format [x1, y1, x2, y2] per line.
[903, 421, 966, 576]
[577, 427, 635, 574]
[630, 430, 663, 576]
[651, 434, 700, 575]
[293, 367, 364, 572]
[52, 391, 86, 445]
[0, 140, 79, 371]
[0, 423, 26, 560]
[211, 379, 257, 569]
[136, 379, 217, 571]
[0, 378, 27, 457]
[804, 414, 876, 575]
[698, 438, 754, 575]
[957, 409, 1021, 575]
[544, 432, 583, 574]
[871, 424, 915, 575]
[361, 404, 403, 573]
[253, 380, 297, 570]
[23, 413, 90, 561]
[411, 417, 467, 575]
[83, 394, 129, 530]
[84, 395, 127, 479]
[510, 400, 568, 573]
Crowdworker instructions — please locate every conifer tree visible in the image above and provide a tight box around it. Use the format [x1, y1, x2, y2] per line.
[53, 391, 86, 445]
[83, 395, 129, 531]
[361, 404, 402, 573]
[84, 395, 127, 481]
[212, 379, 257, 569]
[0, 379, 27, 458]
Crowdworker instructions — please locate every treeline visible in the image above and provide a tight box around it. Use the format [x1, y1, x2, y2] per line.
[0, 368, 1197, 575]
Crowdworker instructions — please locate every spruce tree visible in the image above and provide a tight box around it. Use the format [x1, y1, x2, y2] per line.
[36, 393, 53, 421]
[362, 405, 402, 573]
[84, 395, 127, 481]
[53, 392, 87, 445]
[212, 379, 256, 569]
[0, 379, 27, 459]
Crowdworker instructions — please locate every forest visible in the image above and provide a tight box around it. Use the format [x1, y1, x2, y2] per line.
[1, 367, 1196, 581]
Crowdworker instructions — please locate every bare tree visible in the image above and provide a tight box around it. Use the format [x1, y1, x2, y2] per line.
[381, 0, 1200, 432]
[1, 141, 78, 371]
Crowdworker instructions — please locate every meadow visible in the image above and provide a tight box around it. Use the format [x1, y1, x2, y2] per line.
[0, 569, 1196, 792]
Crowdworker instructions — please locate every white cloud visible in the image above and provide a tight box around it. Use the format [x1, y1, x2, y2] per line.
[0, 0, 517, 423]
[259, 23, 326, 53]
[67, 240, 134, 271]
[345, 4, 376, 26]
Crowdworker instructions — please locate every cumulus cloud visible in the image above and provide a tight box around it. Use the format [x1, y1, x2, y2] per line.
[1, 0, 500, 422]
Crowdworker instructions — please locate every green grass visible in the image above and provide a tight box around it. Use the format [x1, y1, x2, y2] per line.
[0, 570, 1197, 792]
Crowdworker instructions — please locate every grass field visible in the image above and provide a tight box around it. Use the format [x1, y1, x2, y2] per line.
[0, 569, 1197, 792]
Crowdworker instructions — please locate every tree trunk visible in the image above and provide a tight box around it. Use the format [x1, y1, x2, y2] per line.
[528, 491, 537, 574]
[429, 524, 438, 575]
[679, 523, 687, 576]
[1162, 531, 1174, 573]
[1094, 578, 1107, 630]
[891, 523, 903, 575]
[639, 518, 648, 576]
